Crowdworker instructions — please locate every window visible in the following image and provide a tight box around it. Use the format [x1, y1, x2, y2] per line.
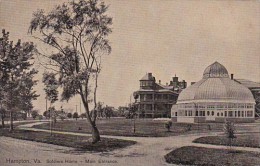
[175, 112, 177, 116]
[196, 111, 198, 116]
[146, 94, 153, 100]
[238, 104, 245, 108]
[185, 111, 187, 116]
[146, 104, 152, 110]
[247, 111, 253, 117]
[221, 112, 223, 116]
[217, 113, 219, 116]
[238, 111, 240, 117]
[207, 111, 210, 116]
[211, 111, 214, 116]
[228, 111, 233, 117]
[235, 111, 237, 117]
[242, 111, 244, 117]
[207, 105, 215, 109]
[225, 111, 227, 117]
[140, 94, 144, 101]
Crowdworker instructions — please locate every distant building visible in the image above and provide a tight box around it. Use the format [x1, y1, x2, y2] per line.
[234, 78, 260, 116]
[171, 62, 255, 123]
[133, 73, 186, 118]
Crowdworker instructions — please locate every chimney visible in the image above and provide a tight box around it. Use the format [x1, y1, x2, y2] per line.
[159, 80, 161, 84]
[173, 76, 178, 83]
[170, 81, 173, 86]
[191, 82, 196, 85]
[231, 74, 234, 80]
[182, 80, 187, 88]
[148, 73, 152, 79]
[166, 82, 168, 86]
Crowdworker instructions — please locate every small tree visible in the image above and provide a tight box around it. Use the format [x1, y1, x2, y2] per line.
[31, 110, 39, 120]
[165, 121, 173, 132]
[59, 114, 66, 121]
[129, 104, 137, 133]
[43, 110, 50, 119]
[73, 112, 79, 120]
[80, 113, 86, 119]
[224, 120, 236, 149]
[67, 112, 72, 118]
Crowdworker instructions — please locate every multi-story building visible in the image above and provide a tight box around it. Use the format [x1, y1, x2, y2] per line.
[234, 78, 260, 117]
[133, 73, 186, 118]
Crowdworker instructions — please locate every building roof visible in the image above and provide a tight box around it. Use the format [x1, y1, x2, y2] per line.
[203, 61, 229, 79]
[140, 73, 155, 81]
[177, 62, 255, 104]
[234, 79, 260, 89]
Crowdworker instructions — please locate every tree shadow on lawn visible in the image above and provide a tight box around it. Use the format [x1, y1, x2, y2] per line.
[0, 129, 136, 154]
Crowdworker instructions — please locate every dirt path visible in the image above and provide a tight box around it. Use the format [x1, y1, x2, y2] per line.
[1, 122, 259, 166]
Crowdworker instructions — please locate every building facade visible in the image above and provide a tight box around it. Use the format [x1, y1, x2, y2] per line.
[133, 73, 186, 118]
[234, 79, 260, 117]
[171, 62, 255, 123]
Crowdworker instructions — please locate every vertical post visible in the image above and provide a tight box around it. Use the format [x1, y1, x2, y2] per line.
[80, 100, 81, 115]
[46, 97, 47, 116]
[9, 79, 13, 132]
[50, 106, 52, 136]
[133, 115, 136, 133]
[194, 102, 199, 132]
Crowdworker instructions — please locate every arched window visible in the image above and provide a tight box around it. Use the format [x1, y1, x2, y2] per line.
[217, 113, 219, 116]
[207, 111, 210, 116]
[212, 111, 214, 116]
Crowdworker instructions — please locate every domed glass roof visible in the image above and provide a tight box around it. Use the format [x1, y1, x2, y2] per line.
[203, 61, 229, 78]
[177, 62, 255, 104]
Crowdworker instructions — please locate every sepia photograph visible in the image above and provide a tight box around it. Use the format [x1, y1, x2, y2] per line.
[0, 0, 259, 165]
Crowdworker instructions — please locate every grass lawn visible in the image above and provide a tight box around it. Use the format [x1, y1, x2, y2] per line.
[193, 133, 260, 148]
[33, 118, 224, 137]
[0, 128, 136, 152]
[165, 146, 260, 166]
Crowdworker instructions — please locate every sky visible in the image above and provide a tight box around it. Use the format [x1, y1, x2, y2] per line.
[0, 0, 259, 113]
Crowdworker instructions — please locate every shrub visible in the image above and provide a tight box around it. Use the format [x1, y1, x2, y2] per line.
[165, 121, 173, 132]
[67, 113, 72, 118]
[73, 112, 79, 120]
[223, 120, 236, 149]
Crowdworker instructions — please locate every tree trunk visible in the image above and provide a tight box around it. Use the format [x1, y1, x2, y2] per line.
[79, 91, 101, 144]
[1, 114, 5, 128]
[91, 125, 100, 144]
[9, 111, 13, 132]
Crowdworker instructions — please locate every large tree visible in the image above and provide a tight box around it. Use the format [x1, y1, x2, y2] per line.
[0, 29, 38, 131]
[29, 0, 112, 143]
[0, 107, 6, 128]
